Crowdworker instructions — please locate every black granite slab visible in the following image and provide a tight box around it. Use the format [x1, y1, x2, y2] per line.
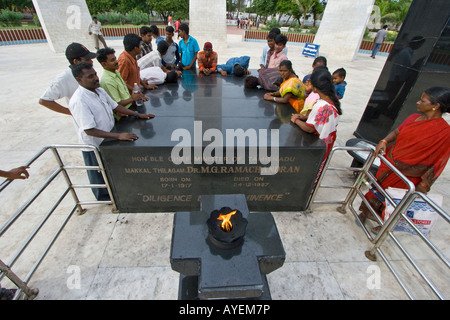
[355, 0, 450, 142]
[100, 70, 326, 212]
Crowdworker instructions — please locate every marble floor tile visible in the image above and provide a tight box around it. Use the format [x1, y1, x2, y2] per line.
[267, 261, 345, 300]
[100, 213, 174, 268]
[327, 261, 410, 300]
[86, 266, 179, 300]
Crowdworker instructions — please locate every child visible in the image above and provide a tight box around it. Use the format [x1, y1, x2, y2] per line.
[297, 77, 320, 121]
[302, 56, 327, 83]
[137, 26, 153, 60]
[162, 26, 180, 69]
[332, 68, 347, 100]
[259, 32, 276, 69]
[267, 34, 288, 69]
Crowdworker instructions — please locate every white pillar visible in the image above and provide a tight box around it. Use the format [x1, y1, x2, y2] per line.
[32, 0, 94, 53]
[189, 0, 227, 52]
[313, 0, 375, 61]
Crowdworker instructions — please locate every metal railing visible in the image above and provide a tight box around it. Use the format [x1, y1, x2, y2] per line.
[0, 144, 116, 300]
[308, 145, 449, 300]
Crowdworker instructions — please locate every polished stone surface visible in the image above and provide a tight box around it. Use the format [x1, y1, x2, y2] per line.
[355, 0, 450, 142]
[100, 70, 326, 212]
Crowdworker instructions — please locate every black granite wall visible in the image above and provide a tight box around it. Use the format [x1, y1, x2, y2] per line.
[355, 0, 450, 142]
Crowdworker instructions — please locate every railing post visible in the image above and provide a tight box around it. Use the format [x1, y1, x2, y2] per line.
[50, 147, 86, 215]
[91, 147, 118, 213]
[336, 147, 376, 214]
[364, 170, 416, 261]
[0, 259, 39, 300]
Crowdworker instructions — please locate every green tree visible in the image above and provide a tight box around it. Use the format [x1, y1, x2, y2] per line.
[86, 0, 189, 23]
[374, 0, 412, 29]
[85, 0, 123, 15]
[253, 0, 278, 23]
[275, 0, 298, 24]
[382, 0, 411, 29]
[147, 0, 188, 22]
[0, 0, 33, 11]
[310, 0, 324, 26]
[293, 0, 315, 25]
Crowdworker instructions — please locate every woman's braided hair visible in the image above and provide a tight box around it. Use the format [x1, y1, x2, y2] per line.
[310, 66, 342, 115]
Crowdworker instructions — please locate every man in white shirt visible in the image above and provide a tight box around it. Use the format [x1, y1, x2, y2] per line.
[88, 16, 107, 50]
[138, 40, 170, 71]
[39, 43, 97, 115]
[140, 67, 179, 85]
[69, 62, 155, 200]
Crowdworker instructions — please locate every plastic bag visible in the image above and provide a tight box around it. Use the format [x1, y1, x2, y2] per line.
[383, 187, 442, 237]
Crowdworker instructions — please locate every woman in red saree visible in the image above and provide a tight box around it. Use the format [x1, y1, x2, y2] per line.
[359, 87, 450, 231]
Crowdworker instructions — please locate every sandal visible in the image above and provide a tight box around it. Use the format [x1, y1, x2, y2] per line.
[355, 214, 366, 228]
[0, 288, 17, 300]
[371, 226, 381, 235]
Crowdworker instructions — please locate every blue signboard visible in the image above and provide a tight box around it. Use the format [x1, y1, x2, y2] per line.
[302, 43, 320, 58]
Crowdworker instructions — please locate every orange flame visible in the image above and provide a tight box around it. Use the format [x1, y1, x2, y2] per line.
[217, 210, 237, 232]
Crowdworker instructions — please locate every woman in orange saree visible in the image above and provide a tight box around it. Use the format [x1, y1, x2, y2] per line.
[263, 60, 306, 113]
[359, 87, 450, 230]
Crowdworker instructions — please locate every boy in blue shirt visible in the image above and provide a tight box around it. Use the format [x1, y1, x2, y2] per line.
[217, 56, 251, 77]
[332, 68, 347, 100]
[178, 23, 200, 70]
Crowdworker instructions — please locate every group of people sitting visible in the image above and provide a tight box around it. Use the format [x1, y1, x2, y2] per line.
[243, 29, 347, 162]
[243, 28, 450, 238]
[35, 24, 348, 201]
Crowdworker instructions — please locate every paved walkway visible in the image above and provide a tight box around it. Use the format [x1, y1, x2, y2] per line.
[0, 31, 448, 300]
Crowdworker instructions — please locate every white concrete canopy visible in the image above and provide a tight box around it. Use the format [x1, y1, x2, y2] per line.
[188, 0, 228, 52]
[32, 0, 94, 53]
[314, 0, 375, 61]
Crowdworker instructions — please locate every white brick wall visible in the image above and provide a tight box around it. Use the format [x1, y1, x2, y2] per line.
[189, 0, 227, 53]
[32, 0, 94, 53]
[313, 0, 375, 61]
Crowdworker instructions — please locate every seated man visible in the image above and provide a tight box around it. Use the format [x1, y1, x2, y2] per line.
[69, 62, 155, 201]
[39, 42, 97, 115]
[97, 47, 148, 119]
[162, 26, 180, 69]
[197, 42, 218, 76]
[118, 33, 156, 93]
[266, 34, 288, 69]
[217, 56, 251, 77]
